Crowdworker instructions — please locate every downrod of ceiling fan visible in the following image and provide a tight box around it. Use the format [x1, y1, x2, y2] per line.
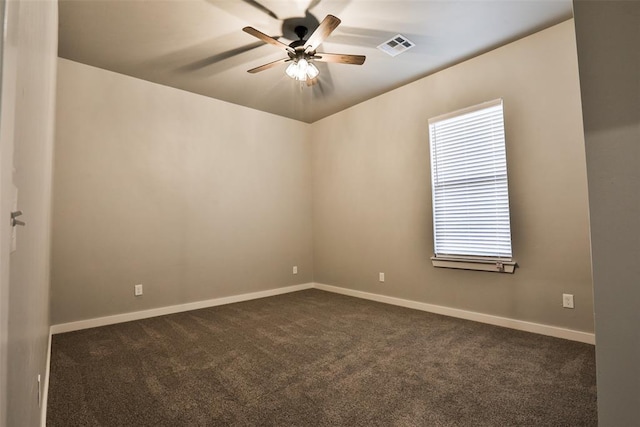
[294, 26, 308, 40]
[288, 26, 309, 50]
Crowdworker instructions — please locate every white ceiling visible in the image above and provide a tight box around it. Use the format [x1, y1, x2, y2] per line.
[58, 0, 573, 123]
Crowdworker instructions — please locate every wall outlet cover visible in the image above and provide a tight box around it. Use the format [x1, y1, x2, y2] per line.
[562, 293, 574, 309]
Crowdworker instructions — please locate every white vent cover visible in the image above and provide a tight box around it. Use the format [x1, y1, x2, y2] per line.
[377, 34, 415, 57]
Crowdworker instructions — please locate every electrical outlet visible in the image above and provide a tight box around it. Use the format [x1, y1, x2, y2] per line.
[562, 293, 574, 309]
[293, 266, 298, 275]
[134, 284, 143, 296]
[379, 272, 385, 282]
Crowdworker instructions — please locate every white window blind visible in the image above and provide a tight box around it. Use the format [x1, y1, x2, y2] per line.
[429, 99, 513, 260]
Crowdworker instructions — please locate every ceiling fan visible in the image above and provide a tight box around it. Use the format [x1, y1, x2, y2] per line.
[242, 14, 365, 83]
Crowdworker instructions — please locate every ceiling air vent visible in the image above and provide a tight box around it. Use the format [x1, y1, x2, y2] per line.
[377, 34, 415, 57]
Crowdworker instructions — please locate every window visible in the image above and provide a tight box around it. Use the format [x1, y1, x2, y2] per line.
[428, 99, 515, 273]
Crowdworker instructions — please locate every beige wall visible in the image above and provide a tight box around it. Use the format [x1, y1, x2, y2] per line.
[573, 1, 640, 423]
[51, 59, 313, 324]
[52, 21, 593, 336]
[0, 0, 58, 425]
[311, 20, 594, 332]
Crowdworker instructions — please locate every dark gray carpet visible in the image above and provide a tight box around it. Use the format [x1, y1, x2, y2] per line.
[47, 289, 597, 426]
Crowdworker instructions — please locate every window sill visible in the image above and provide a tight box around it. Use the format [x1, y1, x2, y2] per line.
[431, 256, 517, 273]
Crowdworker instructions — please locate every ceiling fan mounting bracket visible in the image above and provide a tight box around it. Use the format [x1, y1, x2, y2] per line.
[281, 11, 320, 42]
[294, 26, 308, 40]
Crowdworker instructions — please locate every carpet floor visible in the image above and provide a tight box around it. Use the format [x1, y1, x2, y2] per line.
[47, 289, 597, 426]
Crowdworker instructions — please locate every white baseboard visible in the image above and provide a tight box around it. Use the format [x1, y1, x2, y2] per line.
[41, 330, 52, 427]
[50, 283, 314, 334]
[49, 281, 594, 345]
[313, 283, 596, 345]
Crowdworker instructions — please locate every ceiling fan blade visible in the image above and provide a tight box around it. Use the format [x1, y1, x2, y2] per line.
[243, 27, 294, 53]
[313, 52, 366, 65]
[241, 0, 279, 19]
[306, 0, 322, 12]
[306, 0, 352, 19]
[179, 41, 267, 72]
[247, 58, 289, 74]
[304, 14, 341, 53]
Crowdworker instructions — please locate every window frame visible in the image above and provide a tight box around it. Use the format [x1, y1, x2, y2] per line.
[428, 99, 516, 273]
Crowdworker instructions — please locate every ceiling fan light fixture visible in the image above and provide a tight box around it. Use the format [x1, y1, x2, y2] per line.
[306, 61, 319, 79]
[285, 58, 319, 81]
